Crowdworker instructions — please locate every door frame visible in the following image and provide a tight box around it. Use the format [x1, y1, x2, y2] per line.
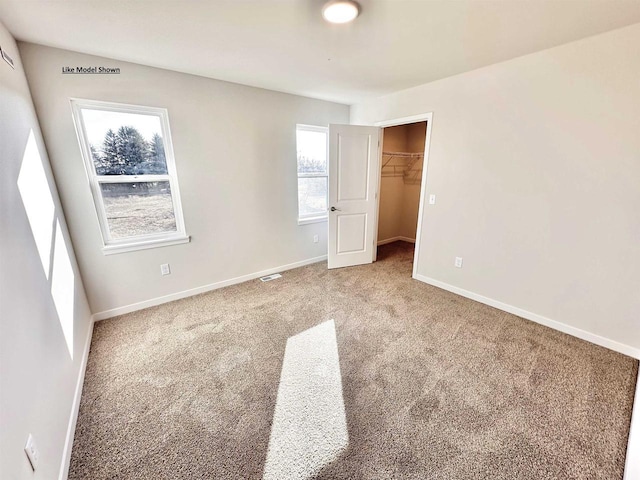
[373, 112, 434, 279]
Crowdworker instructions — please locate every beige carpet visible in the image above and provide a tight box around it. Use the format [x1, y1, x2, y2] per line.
[69, 242, 638, 479]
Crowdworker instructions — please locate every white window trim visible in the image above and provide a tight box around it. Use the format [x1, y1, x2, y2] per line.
[297, 216, 328, 226]
[70, 98, 189, 254]
[296, 124, 329, 224]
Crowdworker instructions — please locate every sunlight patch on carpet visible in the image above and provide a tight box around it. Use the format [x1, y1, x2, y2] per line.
[263, 319, 348, 480]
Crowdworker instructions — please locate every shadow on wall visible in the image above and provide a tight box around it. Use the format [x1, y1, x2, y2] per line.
[262, 319, 348, 480]
[17, 129, 76, 359]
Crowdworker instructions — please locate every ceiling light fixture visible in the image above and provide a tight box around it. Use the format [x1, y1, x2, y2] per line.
[322, 0, 361, 24]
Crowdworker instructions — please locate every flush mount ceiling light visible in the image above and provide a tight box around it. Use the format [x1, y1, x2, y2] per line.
[322, 0, 361, 24]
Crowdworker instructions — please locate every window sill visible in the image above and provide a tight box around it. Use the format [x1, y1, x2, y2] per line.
[298, 216, 327, 226]
[102, 235, 190, 255]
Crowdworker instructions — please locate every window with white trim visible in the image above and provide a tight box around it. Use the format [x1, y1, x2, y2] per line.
[71, 99, 188, 254]
[296, 125, 328, 224]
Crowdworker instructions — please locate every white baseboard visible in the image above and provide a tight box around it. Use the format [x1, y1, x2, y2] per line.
[414, 274, 640, 478]
[59, 260, 640, 479]
[377, 236, 416, 246]
[625, 376, 640, 480]
[413, 274, 640, 360]
[92, 255, 328, 321]
[58, 317, 95, 480]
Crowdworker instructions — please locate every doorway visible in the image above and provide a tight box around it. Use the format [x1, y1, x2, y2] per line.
[374, 115, 431, 277]
[326, 114, 432, 273]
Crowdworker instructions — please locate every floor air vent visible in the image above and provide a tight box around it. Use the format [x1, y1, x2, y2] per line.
[260, 273, 282, 282]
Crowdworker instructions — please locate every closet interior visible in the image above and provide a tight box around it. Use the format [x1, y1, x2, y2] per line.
[377, 121, 427, 248]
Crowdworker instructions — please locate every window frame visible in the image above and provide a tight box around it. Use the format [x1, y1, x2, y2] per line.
[296, 124, 329, 225]
[70, 98, 189, 255]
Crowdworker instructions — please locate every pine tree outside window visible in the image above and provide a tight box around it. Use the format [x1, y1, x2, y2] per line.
[71, 99, 188, 254]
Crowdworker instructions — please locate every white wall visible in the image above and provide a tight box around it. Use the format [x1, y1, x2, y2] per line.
[0, 22, 93, 480]
[18, 43, 349, 316]
[352, 23, 640, 354]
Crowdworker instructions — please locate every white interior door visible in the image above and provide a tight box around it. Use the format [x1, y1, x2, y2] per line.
[328, 124, 381, 269]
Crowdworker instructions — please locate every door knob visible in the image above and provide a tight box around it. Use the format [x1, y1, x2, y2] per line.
[330, 206, 341, 212]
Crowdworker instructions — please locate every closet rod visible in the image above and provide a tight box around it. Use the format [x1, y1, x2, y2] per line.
[382, 151, 424, 158]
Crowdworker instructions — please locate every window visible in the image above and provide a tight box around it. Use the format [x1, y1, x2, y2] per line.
[71, 99, 188, 254]
[296, 125, 328, 224]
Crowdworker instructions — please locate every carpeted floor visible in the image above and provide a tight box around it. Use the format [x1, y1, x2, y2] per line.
[69, 242, 638, 479]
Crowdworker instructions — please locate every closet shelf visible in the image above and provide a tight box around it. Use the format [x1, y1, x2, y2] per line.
[381, 151, 424, 184]
[382, 151, 424, 158]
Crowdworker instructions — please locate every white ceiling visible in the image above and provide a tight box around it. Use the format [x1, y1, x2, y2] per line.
[1, 0, 640, 104]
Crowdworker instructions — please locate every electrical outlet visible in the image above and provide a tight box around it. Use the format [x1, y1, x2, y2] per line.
[313, 234, 319, 243]
[429, 194, 436, 205]
[24, 434, 38, 471]
[455, 257, 463, 268]
[160, 263, 171, 276]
